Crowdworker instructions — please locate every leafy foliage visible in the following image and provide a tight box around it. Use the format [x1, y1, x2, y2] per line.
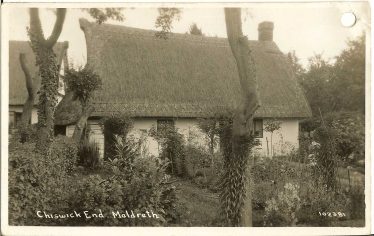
[300, 111, 365, 166]
[155, 8, 181, 39]
[16, 124, 38, 143]
[197, 118, 219, 154]
[290, 34, 365, 115]
[251, 157, 363, 226]
[311, 126, 339, 190]
[26, 8, 67, 152]
[64, 66, 102, 106]
[264, 119, 281, 133]
[111, 134, 140, 179]
[84, 8, 125, 24]
[149, 124, 186, 177]
[264, 183, 301, 226]
[9, 136, 77, 225]
[101, 114, 133, 160]
[9, 131, 179, 226]
[77, 139, 100, 169]
[216, 117, 258, 226]
[28, 40, 60, 151]
[189, 23, 203, 35]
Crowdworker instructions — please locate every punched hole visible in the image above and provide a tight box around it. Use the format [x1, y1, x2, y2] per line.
[341, 12, 357, 27]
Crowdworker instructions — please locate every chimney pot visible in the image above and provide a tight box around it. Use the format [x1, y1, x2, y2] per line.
[258, 21, 274, 41]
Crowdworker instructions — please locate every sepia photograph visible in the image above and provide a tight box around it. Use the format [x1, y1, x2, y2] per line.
[1, 1, 371, 235]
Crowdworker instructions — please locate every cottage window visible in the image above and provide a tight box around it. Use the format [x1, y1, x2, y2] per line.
[253, 119, 263, 138]
[9, 112, 23, 128]
[54, 125, 66, 136]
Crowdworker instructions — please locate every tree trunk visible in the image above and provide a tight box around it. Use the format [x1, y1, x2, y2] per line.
[222, 8, 260, 227]
[19, 53, 36, 126]
[72, 105, 94, 142]
[28, 8, 66, 151]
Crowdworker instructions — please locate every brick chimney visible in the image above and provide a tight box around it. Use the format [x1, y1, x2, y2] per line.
[258, 21, 274, 41]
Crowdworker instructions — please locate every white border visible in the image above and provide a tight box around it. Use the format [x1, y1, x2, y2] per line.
[1, 2, 372, 236]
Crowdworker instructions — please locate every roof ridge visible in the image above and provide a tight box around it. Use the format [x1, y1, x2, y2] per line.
[79, 18, 266, 47]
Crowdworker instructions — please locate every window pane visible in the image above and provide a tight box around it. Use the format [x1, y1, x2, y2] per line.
[254, 119, 263, 138]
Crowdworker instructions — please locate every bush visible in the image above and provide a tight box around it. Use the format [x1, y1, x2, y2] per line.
[9, 137, 77, 225]
[18, 124, 38, 143]
[264, 183, 301, 226]
[50, 135, 79, 174]
[252, 158, 301, 209]
[184, 145, 211, 178]
[101, 114, 133, 160]
[183, 145, 224, 191]
[111, 134, 139, 179]
[150, 125, 186, 177]
[297, 181, 351, 226]
[67, 175, 124, 226]
[100, 153, 179, 226]
[300, 112, 365, 167]
[77, 139, 100, 169]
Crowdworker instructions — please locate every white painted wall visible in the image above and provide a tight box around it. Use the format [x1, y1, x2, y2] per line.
[175, 118, 210, 150]
[129, 118, 159, 157]
[253, 118, 299, 157]
[66, 125, 75, 137]
[68, 117, 300, 160]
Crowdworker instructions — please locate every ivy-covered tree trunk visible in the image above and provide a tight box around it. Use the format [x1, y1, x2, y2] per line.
[19, 53, 36, 126]
[220, 8, 260, 226]
[28, 8, 66, 151]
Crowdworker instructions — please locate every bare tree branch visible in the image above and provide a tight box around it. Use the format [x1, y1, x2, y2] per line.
[19, 53, 34, 96]
[225, 8, 260, 131]
[29, 8, 46, 44]
[45, 8, 67, 48]
[19, 53, 36, 126]
[56, 41, 69, 71]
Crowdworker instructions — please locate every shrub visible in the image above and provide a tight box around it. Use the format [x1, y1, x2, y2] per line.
[101, 114, 133, 160]
[67, 175, 124, 226]
[112, 134, 140, 179]
[300, 112, 365, 167]
[49, 135, 79, 174]
[297, 181, 351, 226]
[252, 158, 301, 209]
[77, 139, 100, 169]
[9, 137, 77, 225]
[64, 66, 102, 106]
[184, 145, 211, 178]
[18, 124, 38, 143]
[102, 153, 179, 226]
[149, 125, 186, 177]
[311, 127, 339, 190]
[9, 133, 179, 226]
[263, 183, 301, 226]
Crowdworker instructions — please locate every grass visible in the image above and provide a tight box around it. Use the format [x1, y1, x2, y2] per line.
[172, 179, 222, 226]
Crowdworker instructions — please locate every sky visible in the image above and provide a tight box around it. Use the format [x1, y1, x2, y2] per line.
[7, 2, 370, 68]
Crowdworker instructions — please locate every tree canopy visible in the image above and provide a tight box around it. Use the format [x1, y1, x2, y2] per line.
[289, 34, 365, 116]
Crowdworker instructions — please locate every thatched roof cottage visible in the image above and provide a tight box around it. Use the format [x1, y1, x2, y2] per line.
[9, 41, 69, 128]
[14, 19, 312, 158]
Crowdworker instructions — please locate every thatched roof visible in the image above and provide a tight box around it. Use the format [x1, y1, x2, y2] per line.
[68, 19, 311, 121]
[54, 91, 82, 126]
[9, 41, 69, 105]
